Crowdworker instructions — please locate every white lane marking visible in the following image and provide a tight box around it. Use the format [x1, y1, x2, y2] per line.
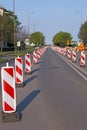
[63, 57, 87, 81]
[55, 51, 87, 81]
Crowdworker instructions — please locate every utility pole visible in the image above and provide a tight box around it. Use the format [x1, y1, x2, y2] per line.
[13, 0, 16, 51]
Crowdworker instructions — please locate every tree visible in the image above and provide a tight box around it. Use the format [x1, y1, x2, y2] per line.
[78, 21, 87, 43]
[30, 32, 45, 46]
[53, 31, 72, 46]
[0, 8, 21, 51]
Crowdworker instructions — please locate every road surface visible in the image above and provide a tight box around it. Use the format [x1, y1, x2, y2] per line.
[0, 47, 87, 130]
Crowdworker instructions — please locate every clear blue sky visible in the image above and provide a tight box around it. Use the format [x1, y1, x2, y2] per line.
[0, 0, 87, 44]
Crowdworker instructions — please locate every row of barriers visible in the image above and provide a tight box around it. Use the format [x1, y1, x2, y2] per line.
[1, 48, 46, 122]
[52, 47, 86, 66]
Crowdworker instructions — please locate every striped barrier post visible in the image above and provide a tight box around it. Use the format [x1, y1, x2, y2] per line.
[1, 62, 20, 122]
[15, 56, 24, 87]
[67, 50, 71, 59]
[80, 51, 86, 66]
[63, 49, 66, 56]
[25, 53, 32, 74]
[33, 51, 37, 64]
[72, 50, 77, 62]
[37, 50, 42, 59]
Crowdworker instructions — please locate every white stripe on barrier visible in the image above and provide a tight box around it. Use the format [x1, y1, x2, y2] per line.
[3, 70, 14, 88]
[16, 60, 22, 69]
[4, 91, 16, 110]
[16, 72, 23, 82]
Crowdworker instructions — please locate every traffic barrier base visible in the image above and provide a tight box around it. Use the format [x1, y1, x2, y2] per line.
[80, 62, 86, 67]
[1, 111, 21, 123]
[16, 82, 25, 88]
[25, 71, 32, 75]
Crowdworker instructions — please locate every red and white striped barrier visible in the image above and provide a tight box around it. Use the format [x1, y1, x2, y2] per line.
[67, 50, 71, 59]
[63, 49, 66, 56]
[37, 50, 42, 59]
[25, 53, 32, 74]
[1, 63, 16, 113]
[15, 56, 24, 87]
[72, 50, 77, 62]
[41, 48, 45, 55]
[33, 51, 37, 64]
[80, 51, 86, 66]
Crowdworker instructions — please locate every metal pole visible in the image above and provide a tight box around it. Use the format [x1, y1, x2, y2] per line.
[28, 13, 30, 40]
[28, 12, 35, 42]
[13, 0, 16, 51]
[33, 23, 35, 32]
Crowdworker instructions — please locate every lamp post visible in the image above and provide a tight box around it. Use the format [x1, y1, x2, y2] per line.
[33, 23, 36, 32]
[13, 0, 16, 51]
[28, 12, 35, 43]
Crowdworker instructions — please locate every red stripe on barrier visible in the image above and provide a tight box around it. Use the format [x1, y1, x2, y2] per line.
[4, 68, 14, 77]
[27, 54, 30, 58]
[25, 68, 29, 72]
[26, 60, 30, 66]
[3, 80, 14, 98]
[4, 102, 14, 111]
[34, 55, 37, 59]
[17, 58, 22, 64]
[82, 56, 85, 61]
[16, 65, 22, 75]
[16, 77, 21, 83]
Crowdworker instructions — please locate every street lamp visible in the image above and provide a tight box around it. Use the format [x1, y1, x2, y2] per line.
[33, 23, 36, 32]
[28, 12, 35, 43]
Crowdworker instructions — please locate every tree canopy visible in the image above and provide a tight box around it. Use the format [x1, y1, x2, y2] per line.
[78, 21, 87, 44]
[53, 31, 72, 46]
[30, 32, 45, 46]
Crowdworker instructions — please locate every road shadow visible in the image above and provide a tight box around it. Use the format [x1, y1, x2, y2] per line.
[17, 89, 40, 119]
[40, 66, 60, 70]
[32, 68, 40, 74]
[24, 75, 37, 86]
[37, 61, 43, 64]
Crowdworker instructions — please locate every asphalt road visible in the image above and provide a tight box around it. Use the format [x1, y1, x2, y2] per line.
[0, 47, 87, 130]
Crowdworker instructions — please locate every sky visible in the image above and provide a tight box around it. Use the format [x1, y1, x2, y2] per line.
[0, 0, 87, 44]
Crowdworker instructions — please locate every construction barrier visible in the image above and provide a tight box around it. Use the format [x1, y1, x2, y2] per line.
[33, 51, 37, 64]
[67, 50, 71, 59]
[80, 51, 86, 66]
[25, 53, 32, 74]
[37, 50, 42, 59]
[72, 50, 76, 62]
[1, 63, 20, 122]
[15, 56, 24, 87]
[63, 49, 66, 56]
